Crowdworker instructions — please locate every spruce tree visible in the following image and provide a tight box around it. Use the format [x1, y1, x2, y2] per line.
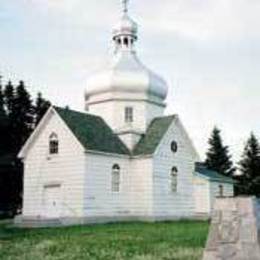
[4, 81, 15, 152]
[3, 80, 34, 214]
[0, 76, 4, 112]
[0, 77, 8, 155]
[1, 78, 52, 215]
[205, 127, 235, 177]
[13, 81, 34, 150]
[238, 133, 260, 196]
[4, 81, 15, 116]
[0, 77, 6, 119]
[35, 92, 51, 125]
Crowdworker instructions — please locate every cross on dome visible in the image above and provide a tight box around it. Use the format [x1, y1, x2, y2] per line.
[113, 0, 137, 53]
[122, 0, 129, 14]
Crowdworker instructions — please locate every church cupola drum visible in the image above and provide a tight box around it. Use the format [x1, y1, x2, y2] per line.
[112, 0, 138, 53]
[85, 0, 169, 150]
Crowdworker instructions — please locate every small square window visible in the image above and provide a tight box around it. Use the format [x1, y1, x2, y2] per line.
[125, 107, 133, 123]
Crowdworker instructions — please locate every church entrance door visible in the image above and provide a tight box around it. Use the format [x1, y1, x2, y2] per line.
[43, 185, 61, 218]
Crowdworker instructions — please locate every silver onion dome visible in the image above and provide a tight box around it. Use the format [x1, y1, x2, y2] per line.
[85, 1, 168, 102]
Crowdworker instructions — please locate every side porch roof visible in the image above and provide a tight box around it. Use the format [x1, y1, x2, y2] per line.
[195, 163, 236, 184]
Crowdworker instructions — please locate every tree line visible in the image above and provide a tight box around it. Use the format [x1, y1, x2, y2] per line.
[0, 76, 50, 216]
[205, 127, 260, 197]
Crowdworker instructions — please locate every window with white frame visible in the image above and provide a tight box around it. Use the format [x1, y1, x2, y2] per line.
[170, 167, 178, 192]
[49, 133, 59, 154]
[125, 107, 133, 123]
[112, 164, 120, 192]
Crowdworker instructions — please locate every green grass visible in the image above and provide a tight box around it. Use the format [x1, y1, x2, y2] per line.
[0, 221, 209, 260]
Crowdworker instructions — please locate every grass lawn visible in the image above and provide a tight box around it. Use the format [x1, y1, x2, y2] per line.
[0, 221, 209, 260]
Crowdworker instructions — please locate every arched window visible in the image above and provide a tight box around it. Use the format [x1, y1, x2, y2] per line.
[170, 167, 178, 192]
[219, 184, 224, 197]
[123, 37, 129, 47]
[112, 164, 120, 192]
[171, 141, 178, 153]
[49, 133, 59, 154]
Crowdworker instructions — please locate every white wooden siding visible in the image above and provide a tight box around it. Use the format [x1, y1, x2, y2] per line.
[22, 112, 85, 218]
[194, 176, 234, 214]
[193, 176, 210, 214]
[84, 153, 153, 217]
[151, 118, 198, 218]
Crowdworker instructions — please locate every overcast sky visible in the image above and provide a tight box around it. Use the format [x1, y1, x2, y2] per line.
[1, 0, 260, 162]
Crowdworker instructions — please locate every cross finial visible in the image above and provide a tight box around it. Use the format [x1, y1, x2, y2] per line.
[122, 0, 129, 14]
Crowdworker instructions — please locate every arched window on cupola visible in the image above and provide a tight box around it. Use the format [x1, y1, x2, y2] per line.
[49, 133, 59, 155]
[170, 167, 178, 193]
[111, 164, 120, 192]
[123, 37, 129, 47]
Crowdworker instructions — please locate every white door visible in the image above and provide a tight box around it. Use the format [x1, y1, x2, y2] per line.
[43, 185, 61, 218]
[194, 184, 209, 214]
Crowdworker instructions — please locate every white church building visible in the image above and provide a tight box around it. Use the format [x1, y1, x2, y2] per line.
[17, 2, 234, 226]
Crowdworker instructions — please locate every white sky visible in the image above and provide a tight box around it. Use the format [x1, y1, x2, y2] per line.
[1, 0, 260, 163]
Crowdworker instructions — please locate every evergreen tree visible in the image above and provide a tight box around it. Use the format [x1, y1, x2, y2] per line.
[0, 76, 8, 155]
[2, 80, 34, 214]
[0, 77, 51, 215]
[3, 81, 15, 152]
[237, 133, 260, 196]
[205, 127, 235, 177]
[12, 81, 34, 150]
[4, 81, 15, 115]
[35, 92, 51, 125]
[0, 76, 4, 113]
[0, 77, 6, 119]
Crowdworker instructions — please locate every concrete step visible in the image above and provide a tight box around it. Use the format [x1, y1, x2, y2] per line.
[14, 215, 62, 228]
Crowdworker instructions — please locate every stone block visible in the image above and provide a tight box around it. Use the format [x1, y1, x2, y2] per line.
[203, 197, 260, 260]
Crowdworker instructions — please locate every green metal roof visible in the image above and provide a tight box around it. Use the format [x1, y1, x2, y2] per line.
[54, 107, 175, 156]
[133, 115, 176, 155]
[54, 107, 129, 155]
[195, 163, 235, 183]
